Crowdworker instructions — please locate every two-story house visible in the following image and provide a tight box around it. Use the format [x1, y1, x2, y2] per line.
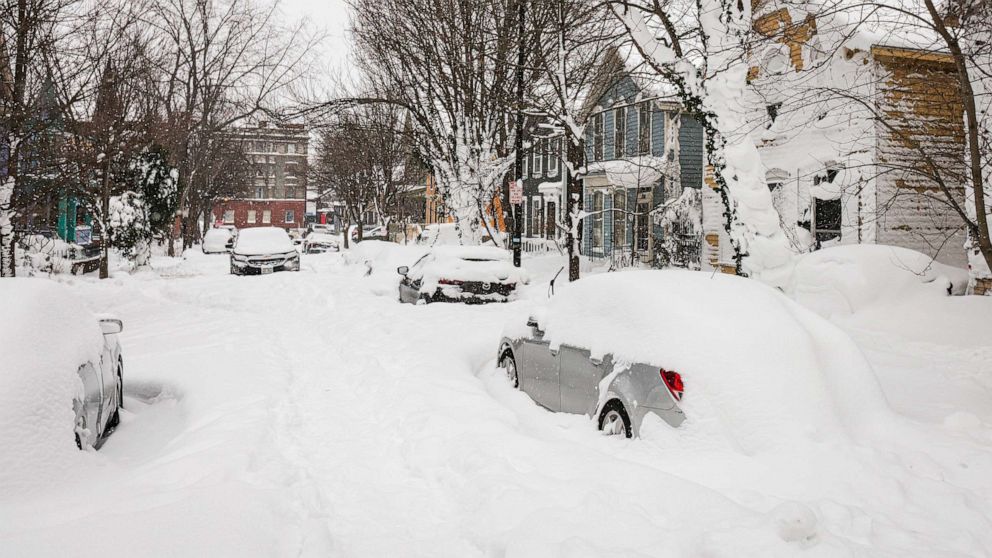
[579, 50, 706, 268]
[746, 0, 970, 268]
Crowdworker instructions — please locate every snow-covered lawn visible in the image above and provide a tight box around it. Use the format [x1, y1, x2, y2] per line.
[2, 248, 991, 557]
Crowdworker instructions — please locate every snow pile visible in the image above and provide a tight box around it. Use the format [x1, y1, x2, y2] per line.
[232, 227, 294, 255]
[525, 269, 890, 452]
[0, 279, 103, 495]
[787, 244, 969, 318]
[201, 228, 232, 253]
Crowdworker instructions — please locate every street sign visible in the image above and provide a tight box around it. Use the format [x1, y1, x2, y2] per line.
[510, 180, 523, 205]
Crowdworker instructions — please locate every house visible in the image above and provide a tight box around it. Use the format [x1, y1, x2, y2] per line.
[745, 0, 970, 268]
[212, 121, 309, 230]
[423, 174, 508, 238]
[518, 129, 564, 249]
[578, 50, 707, 268]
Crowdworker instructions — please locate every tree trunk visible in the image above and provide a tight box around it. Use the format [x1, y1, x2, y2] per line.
[0, 175, 16, 278]
[565, 132, 584, 282]
[99, 160, 111, 279]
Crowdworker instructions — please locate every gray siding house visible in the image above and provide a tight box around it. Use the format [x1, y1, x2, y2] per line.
[579, 56, 705, 267]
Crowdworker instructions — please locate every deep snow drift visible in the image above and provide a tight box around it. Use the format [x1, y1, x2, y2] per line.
[1, 247, 991, 557]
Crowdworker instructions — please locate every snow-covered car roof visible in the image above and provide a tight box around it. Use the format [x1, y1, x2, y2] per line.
[509, 269, 890, 452]
[232, 227, 295, 256]
[0, 280, 105, 494]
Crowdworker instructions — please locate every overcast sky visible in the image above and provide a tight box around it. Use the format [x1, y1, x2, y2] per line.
[280, 0, 355, 89]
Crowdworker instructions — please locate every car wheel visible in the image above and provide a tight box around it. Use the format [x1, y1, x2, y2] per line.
[499, 350, 519, 388]
[598, 400, 632, 438]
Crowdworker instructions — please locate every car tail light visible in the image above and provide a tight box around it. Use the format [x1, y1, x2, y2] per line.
[439, 278, 463, 285]
[660, 369, 683, 401]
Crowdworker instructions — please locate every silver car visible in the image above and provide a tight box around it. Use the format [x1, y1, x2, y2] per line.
[498, 317, 685, 437]
[76, 318, 125, 449]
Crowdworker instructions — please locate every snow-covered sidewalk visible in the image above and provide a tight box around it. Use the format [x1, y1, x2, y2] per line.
[1, 250, 991, 557]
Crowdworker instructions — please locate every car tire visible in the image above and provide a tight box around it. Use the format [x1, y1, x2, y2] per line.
[598, 400, 632, 438]
[499, 350, 519, 388]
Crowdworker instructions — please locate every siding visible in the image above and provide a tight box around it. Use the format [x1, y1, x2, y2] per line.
[873, 49, 968, 267]
[650, 108, 666, 157]
[679, 115, 705, 189]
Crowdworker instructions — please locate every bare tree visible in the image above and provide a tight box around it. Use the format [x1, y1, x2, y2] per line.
[0, 0, 86, 276]
[526, 0, 620, 280]
[350, 0, 533, 244]
[143, 0, 316, 254]
[311, 117, 376, 249]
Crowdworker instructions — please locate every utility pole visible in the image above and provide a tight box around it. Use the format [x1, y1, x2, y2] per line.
[512, 0, 525, 267]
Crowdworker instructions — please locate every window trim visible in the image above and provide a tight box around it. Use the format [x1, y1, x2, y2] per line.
[262, 210, 272, 224]
[532, 139, 543, 177]
[247, 210, 257, 224]
[593, 113, 604, 162]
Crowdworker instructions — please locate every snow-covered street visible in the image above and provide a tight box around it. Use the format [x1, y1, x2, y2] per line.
[2, 250, 991, 557]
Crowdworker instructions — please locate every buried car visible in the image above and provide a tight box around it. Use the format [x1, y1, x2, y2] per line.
[397, 246, 526, 304]
[304, 232, 341, 254]
[497, 270, 889, 446]
[202, 227, 235, 254]
[230, 227, 300, 275]
[0, 280, 124, 457]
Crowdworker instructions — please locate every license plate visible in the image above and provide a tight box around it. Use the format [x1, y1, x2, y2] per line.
[261, 266, 273, 274]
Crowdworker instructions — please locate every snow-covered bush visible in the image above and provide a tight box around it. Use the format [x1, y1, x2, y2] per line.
[107, 191, 151, 267]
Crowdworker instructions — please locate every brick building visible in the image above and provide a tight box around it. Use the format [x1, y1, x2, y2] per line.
[212, 121, 309, 230]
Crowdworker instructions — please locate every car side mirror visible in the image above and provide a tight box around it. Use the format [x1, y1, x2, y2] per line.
[397, 266, 409, 276]
[99, 318, 123, 335]
[526, 317, 543, 334]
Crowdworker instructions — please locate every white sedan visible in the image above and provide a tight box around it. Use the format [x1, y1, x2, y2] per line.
[230, 227, 301, 275]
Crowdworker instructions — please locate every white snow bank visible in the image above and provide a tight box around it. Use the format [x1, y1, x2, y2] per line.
[232, 227, 294, 255]
[0, 279, 104, 495]
[787, 244, 969, 318]
[525, 270, 890, 452]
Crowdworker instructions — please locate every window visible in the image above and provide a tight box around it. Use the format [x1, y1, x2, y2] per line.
[287, 143, 296, 154]
[614, 107, 627, 159]
[593, 113, 604, 162]
[522, 151, 528, 177]
[548, 138, 559, 177]
[592, 190, 604, 250]
[532, 140, 543, 177]
[255, 187, 266, 199]
[223, 210, 235, 224]
[613, 191, 626, 248]
[813, 197, 841, 246]
[638, 102, 652, 155]
[766, 102, 782, 124]
[262, 210, 272, 224]
[285, 210, 295, 224]
[247, 210, 257, 224]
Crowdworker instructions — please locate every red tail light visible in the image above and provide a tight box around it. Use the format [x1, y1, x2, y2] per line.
[661, 369, 684, 401]
[439, 278, 464, 285]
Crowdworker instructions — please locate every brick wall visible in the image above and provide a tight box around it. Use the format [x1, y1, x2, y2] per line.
[213, 199, 306, 230]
